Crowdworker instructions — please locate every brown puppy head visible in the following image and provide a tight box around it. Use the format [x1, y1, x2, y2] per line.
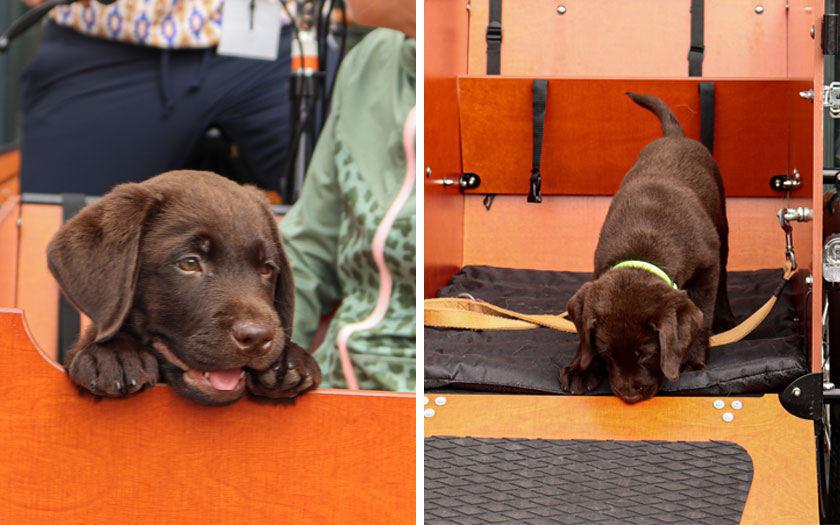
[566, 270, 703, 403]
[47, 170, 295, 406]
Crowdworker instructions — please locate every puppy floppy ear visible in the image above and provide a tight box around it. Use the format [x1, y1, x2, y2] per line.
[654, 291, 703, 382]
[246, 186, 295, 342]
[46, 183, 162, 343]
[567, 282, 598, 369]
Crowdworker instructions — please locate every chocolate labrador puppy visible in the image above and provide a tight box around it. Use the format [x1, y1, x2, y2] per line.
[559, 93, 735, 404]
[47, 170, 321, 406]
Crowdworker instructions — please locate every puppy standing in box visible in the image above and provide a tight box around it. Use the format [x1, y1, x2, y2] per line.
[47, 170, 321, 406]
[560, 93, 736, 404]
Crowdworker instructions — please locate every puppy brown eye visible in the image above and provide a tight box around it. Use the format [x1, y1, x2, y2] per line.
[260, 263, 275, 277]
[177, 257, 201, 272]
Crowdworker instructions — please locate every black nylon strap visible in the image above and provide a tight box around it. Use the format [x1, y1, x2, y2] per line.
[688, 0, 704, 77]
[58, 193, 86, 365]
[486, 0, 502, 75]
[699, 81, 715, 153]
[529, 79, 548, 203]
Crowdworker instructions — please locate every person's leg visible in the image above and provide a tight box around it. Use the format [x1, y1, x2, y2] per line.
[208, 27, 295, 194]
[19, 23, 210, 195]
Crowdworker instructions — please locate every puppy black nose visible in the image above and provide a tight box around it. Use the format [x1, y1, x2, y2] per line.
[231, 321, 274, 357]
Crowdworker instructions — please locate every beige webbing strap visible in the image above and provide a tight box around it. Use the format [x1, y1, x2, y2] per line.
[424, 264, 797, 348]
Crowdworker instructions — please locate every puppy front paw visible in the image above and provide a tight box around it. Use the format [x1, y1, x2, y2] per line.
[67, 337, 159, 397]
[247, 342, 321, 399]
[559, 361, 605, 395]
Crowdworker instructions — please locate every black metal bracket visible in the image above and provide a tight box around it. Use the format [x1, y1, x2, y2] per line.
[823, 13, 839, 55]
[780, 372, 840, 420]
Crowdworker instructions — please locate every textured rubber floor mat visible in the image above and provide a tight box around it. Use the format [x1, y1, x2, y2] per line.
[425, 437, 754, 525]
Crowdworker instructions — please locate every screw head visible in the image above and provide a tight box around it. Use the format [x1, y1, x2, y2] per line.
[722, 412, 735, 422]
[713, 399, 725, 409]
[425, 166, 431, 178]
[792, 387, 802, 397]
[423, 396, 429, 405]
[557, 5, 566, 14]
[424, 408, 435, 418]
[731, 400, 743, 410]
[755, 5, 764, 14]
[435, 396, 447, 406]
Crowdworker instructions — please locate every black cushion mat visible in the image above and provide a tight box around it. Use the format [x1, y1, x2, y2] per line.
[425, 266, 806, 395]
[425, 437, 754, 525]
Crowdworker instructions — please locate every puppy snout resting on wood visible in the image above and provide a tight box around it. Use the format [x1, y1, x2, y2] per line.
[559, 93, 735, 404]
[47, 170, 321, 406]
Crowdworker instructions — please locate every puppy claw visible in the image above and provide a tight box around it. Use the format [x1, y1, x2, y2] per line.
[247, 342, 321, 400]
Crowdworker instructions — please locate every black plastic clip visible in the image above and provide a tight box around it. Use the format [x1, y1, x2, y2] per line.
[823, 13, 839, 55]
[528, 170, 542, 203]
[486, 21, 502, 45]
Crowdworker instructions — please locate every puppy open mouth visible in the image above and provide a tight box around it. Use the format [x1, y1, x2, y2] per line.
[152, 338, 246, 403]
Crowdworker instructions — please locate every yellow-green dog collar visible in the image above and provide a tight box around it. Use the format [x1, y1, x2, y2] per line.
[612, 260, 679, 290]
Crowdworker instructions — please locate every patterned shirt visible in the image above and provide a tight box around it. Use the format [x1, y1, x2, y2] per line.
[49, 0, 292, 49]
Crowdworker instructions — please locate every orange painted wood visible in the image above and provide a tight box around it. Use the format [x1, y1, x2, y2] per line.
[458, 77, 813, 198]
[808, 4, 825, 373]
[0, 196, 20, 308]
[0, 149, 20, 205]
[424, 0, 469, 298]
[424, 394, 817, 524]
[0, 308, 414, 523]
[462, 195, 812, 272]
[466, 0, 813, 79]
[16, 204, 62, 361]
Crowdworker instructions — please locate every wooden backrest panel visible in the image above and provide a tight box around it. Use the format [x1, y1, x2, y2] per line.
[466, 0, 816, 79]
[0, 149, 19, 205]
[461, 195, 813, 272]
[0, 308, 415, 523]
[458, 77, 813, 198]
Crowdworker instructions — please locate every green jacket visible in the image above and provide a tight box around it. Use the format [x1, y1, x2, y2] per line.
[279, 29, 416, 392]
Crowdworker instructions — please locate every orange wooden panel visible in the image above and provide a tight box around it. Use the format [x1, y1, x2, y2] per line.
[424, 0, 470, 298]
[424, 394, 817, 524]
[0, 196, 20, 308]
[466, 0, 813, 79]
[16, 204, 62, 360]
[808, 5, 825, 374]
[0, 308, 414, 523]
[458, 77, 813, 197]
[462, 195, 812, 272]
[0, 149, 20, 205]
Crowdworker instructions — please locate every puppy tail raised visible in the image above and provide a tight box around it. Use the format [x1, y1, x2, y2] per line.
[626, 92, 685, 138]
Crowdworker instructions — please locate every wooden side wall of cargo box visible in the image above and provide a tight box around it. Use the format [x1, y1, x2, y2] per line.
[424, 1, 825, 371]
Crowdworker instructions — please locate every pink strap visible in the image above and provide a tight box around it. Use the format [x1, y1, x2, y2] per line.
[336, 106, 417, 390]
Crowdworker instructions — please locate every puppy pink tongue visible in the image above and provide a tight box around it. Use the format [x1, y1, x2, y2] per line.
[206, 368, 242, 391]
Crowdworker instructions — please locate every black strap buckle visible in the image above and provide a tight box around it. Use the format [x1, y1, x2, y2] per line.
[688, 44, 705, 59]
[486, 21, 502, 44]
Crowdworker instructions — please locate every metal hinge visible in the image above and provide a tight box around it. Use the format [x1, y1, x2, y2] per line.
[807, 83, 840, 118]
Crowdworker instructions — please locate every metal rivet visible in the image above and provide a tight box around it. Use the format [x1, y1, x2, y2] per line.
[755, 5, 764, 14]
[722, 412, 735, 422]
[424, 408, 435, 418]
[826, 382, 836, 391]
[793, 387, 802, 397]
[16, 217, 22, 227]
[466, 1, 470, 13]
[425, 166, 431, 178]
[731, 400, 743, 410]
[423, 396, 429, 405]
[811, 26, 816, 38]
[557, 5, 566, 14]
[713, 399, 725, 409]
[435, 396, 447, 406]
